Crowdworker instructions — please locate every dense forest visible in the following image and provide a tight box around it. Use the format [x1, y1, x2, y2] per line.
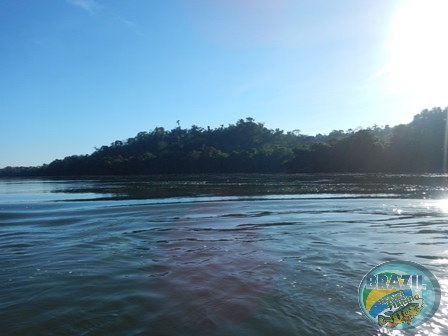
[2, 107, 448, 176]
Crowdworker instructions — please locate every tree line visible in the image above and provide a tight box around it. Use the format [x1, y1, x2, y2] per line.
[2, 107, 448, 176]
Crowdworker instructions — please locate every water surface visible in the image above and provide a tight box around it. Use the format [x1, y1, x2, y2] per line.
[1, 174, 448, 335]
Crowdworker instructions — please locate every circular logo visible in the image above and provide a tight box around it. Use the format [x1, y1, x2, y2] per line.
[358, 260, 441, 329]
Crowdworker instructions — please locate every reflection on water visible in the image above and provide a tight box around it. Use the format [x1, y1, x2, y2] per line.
[0, 174, 448, 335]
[2, 174, 448, 202]
[436, 199, 448, 214]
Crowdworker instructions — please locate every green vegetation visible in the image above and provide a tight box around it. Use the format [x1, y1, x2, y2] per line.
[2, 107, 448, 176]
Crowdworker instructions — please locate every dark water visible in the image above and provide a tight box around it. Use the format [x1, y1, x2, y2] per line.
[1, 174, 448, 335]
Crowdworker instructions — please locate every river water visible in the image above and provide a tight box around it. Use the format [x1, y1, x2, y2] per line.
[1, 174, 448, 335]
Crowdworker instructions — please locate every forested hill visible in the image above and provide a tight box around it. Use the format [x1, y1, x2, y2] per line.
[2, 107, 448, 176]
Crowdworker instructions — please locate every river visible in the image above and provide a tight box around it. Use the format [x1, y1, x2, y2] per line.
[1, 174, 447, 335]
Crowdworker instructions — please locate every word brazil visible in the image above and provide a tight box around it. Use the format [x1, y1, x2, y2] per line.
[366, 274, 427, 290]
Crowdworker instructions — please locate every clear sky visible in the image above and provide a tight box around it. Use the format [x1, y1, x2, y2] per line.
[2, 0, 448, 168]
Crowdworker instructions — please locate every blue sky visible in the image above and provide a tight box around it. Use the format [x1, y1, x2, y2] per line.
[2, 0, 448, 167]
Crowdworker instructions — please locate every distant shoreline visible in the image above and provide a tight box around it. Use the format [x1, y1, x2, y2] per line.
[2, 108, 448, 177]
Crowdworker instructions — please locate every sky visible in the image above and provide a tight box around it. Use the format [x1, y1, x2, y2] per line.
[2, 0, 448, 167]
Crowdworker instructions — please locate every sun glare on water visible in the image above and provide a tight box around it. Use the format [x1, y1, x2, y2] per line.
[386, 0, 448, 110]
[436, 199, 448, 214]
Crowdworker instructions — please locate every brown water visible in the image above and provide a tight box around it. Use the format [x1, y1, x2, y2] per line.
[1, 174, 448, 335]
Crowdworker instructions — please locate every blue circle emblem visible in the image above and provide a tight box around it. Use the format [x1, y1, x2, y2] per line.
[358, 260, 441, 329]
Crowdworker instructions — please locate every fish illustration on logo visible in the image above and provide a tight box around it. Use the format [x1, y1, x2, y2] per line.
[377, 301, 424, 328]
